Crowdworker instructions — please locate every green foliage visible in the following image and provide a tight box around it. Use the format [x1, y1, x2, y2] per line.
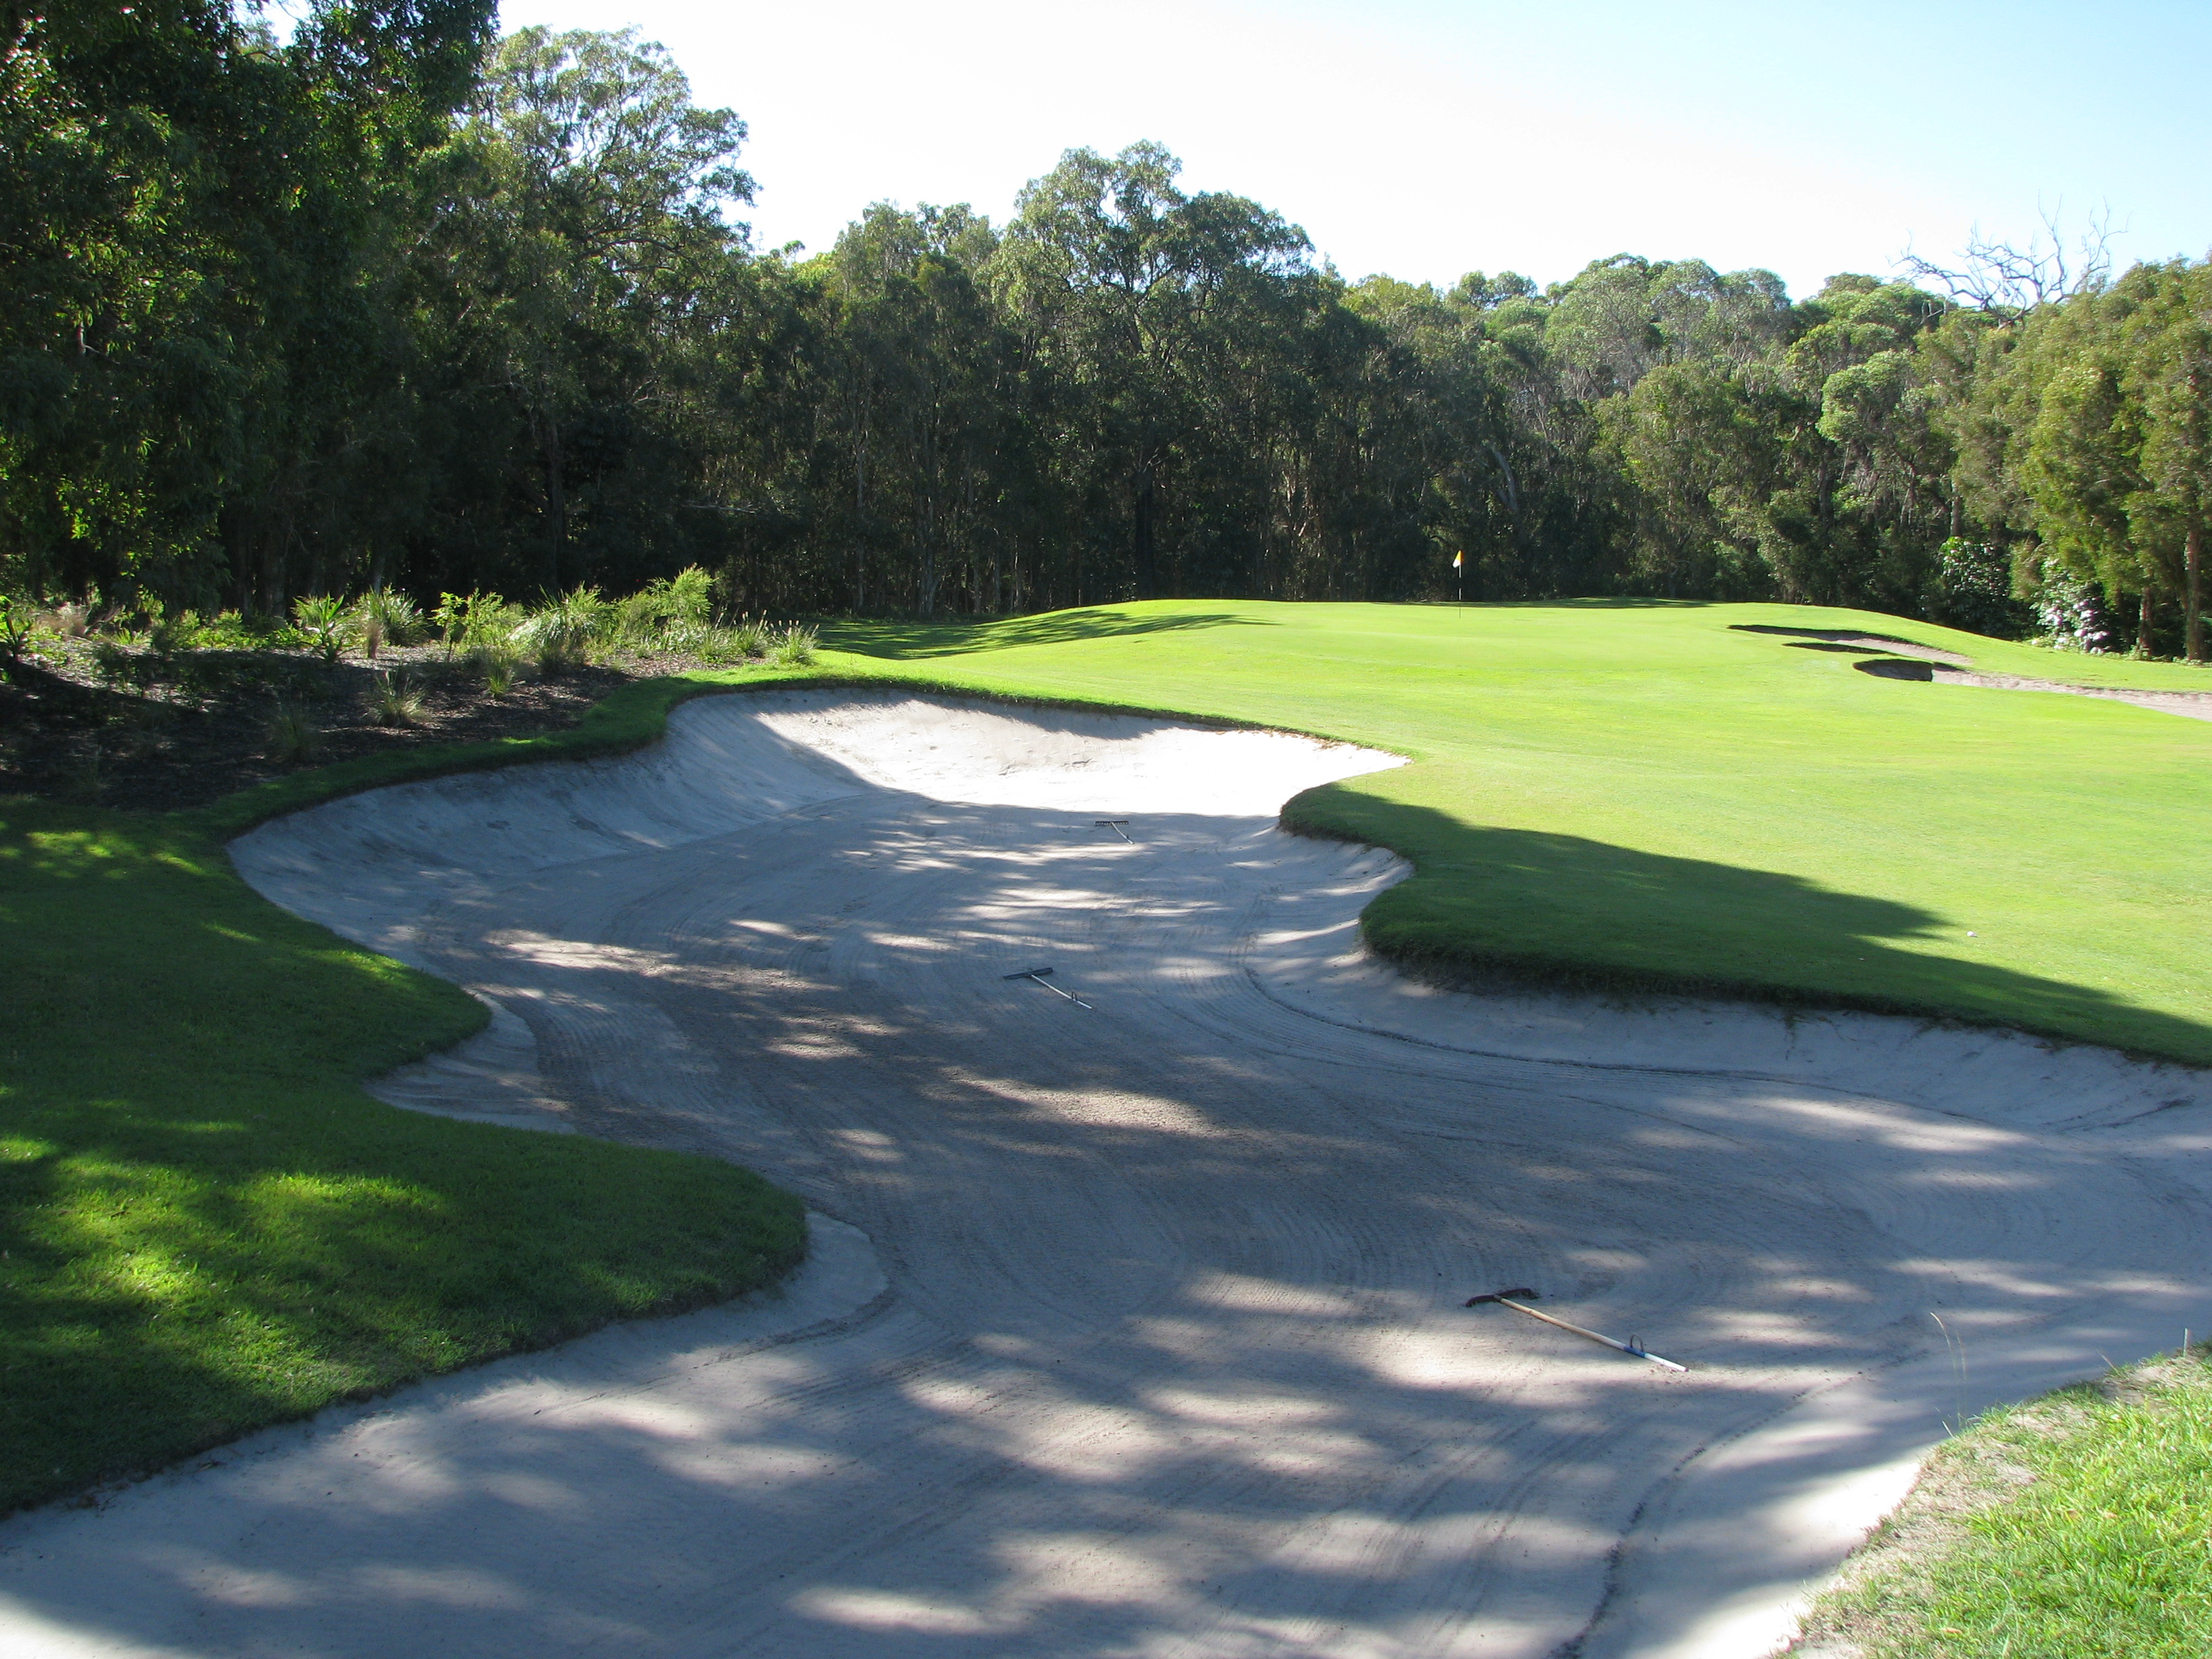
[0, 594, 37, 666]
[262, 701, 324, 766]
[367, 670, 426, 727]
[0, 797, 805, 1515]
[433, 591, 514, 655]
[766, 621, 819, 667]
[1923, 539, 2032, 638]
[613, 567, 716, 648]
[290, 596, 349, 666]
[354, 590, 426, 655]
[475, 646, 519, 697]
[510, 586, 609, 674]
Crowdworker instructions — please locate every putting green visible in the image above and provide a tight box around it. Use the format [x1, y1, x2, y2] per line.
[820, 600, 2212, 1065]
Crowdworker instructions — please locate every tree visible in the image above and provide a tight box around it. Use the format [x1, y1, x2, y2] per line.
[994, 142, 1311, 600]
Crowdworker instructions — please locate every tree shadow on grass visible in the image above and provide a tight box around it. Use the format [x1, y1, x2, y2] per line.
[819, 607, 1265, 660]
[1284, 790, 2212, 1067]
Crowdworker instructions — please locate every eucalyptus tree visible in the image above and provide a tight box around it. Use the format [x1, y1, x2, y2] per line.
[414, 26, 752, 595]
[2121, 261, 2212, 660]
[0, 0, 492, 608]
[813, 202, 1018, 613]
[991, 142, 1312, 600]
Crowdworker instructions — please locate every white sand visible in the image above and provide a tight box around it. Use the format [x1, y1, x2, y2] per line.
[5, 688, 2209, 1658]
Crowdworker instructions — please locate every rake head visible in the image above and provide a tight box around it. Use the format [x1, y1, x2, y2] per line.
[1003, 966, 1055, 980]
[1464, 1287, 1539, 1307]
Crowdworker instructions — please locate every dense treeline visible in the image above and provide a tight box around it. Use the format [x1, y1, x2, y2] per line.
[3, 4, 2206, 657]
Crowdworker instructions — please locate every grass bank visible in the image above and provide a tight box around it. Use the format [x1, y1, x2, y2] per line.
[0, 668, 815, 1515]
[816, 599, 2212, 1065]
[1795, 1345, 2212, 1656]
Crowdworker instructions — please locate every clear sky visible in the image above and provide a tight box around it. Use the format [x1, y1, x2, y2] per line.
[487, 0, 2211, 300]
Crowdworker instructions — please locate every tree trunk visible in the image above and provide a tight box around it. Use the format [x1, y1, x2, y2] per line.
[2138, 587, 2156, 657]
[2188, 521, 2205, 663]
[544, 424, 567, 593]
[1133, 462, 1160, 600]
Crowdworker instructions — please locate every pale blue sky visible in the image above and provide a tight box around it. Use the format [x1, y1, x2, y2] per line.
[489, 0, 2210, 299]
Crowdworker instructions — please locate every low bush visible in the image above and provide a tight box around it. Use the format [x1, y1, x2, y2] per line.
[474, 646, 520, 697]
[366, 670, 426, 727]
[291, 596, 349, 665]
[768, 622, 819, 668]
[263, 700, 323, 764]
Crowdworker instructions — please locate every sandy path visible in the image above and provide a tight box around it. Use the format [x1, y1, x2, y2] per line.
[5, 689, 2210, 1659]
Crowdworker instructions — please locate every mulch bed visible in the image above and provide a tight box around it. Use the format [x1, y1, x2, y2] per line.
[0, 638, 700, 815]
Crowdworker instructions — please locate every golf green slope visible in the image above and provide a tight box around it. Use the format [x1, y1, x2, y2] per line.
[821, 599, 2212, 1065]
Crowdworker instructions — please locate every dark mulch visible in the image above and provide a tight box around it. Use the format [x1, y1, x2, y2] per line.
[0, 639, 668, 815]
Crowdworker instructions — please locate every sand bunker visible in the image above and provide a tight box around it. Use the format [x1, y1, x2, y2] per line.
[1853, 654, 2212, 722]
[5, 689, 2211, 1658]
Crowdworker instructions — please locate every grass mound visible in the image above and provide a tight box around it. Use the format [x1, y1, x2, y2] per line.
[1798, 1346, 2212, 1656]
[0, 796, 805, 1516]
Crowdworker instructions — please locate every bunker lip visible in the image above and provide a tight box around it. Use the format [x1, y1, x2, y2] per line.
[7, 689, 2208, 1659]
[1853, 653, 2212, 721]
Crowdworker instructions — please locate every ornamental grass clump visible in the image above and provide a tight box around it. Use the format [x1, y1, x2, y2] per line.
[475, 647, 520, 697]
[263, 700, 323, 764]
[611, 567, 714, 653]
[512, 586, 608, 676]
[367, 669, 426, 727]
[767, 622, 818, 668]
[353, 590, 425, 655]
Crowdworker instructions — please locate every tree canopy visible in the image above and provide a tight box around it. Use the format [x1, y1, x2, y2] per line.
[3, 15, 2206, 659]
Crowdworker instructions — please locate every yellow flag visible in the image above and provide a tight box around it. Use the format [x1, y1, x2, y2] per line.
[1452, 550, 1463, 569]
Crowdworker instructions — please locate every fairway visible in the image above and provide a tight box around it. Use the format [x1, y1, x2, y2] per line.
[819, 600, 2212, 1065]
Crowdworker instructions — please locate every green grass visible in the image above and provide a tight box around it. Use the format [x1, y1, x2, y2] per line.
[1801, 1347, 2212, 1656]
[0, 699, 812, 1513]
[811, 599, 2212, 1065]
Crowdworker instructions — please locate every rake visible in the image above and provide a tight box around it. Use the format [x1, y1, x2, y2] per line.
[1003, 966, 1093, 1010]
[1465, 1287, 1687, 1372]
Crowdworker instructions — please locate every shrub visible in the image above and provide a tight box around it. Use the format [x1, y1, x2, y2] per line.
[367, 670, 426, 727]
[0, 594, 36, 667]
[1923, 539, 2033, 639]
[291, 595, 349, 665]
[612, 567, 714, 652]
[475, 647, 519, 697]
[512, 586, 607, 676]
[767, 622, 818, 668]
[142, 602, 209, 657]
[262, 701, 323, 764]
[722, 615, 770, 659]
[356, 590, 425, 650]
[432, 590, 514, 657]
[2035, 569, 2116, 653]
